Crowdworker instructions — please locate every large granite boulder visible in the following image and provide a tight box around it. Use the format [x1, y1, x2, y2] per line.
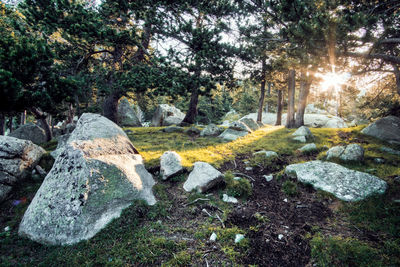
[151, 104, 185, 127]
[183, 162, 223, 193]
[361, 116, 400, 144]
[160, 151, 183, 180]
[0, 136, 45, 201]
[285, 160, 387, 201]
[239, 118, 260, 131]
[228, 121, 252, 133]
[9, 123, 47, 144]
[19, 113, 156, 245]
[117, 98, 142, 127]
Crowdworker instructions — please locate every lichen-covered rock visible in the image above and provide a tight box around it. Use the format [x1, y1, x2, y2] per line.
[239, 118, 260, 131]
[200, 124, 222, 137]
[162, 126, 185, 133]
[9, 123, 47, 144]
[218, 128, 248, 141]
[326, 144, 364, 162]
[18, 113, 156, 245]
[117, 98, 142, 127]
[298, 143, 317, 153]
[253, 150, 278, 159]
[183, 162, 223, 193]
[160, 151, 183, 180]
[292, 136, 306, 143]
[0, 184, 12, 202]
[292, 126, 314, 140]
[229, 121, 252, 133]
[185, 126, 201, 136]
[151, 104, 185, 127]
[325, 118, 348, 128]
[380, 146, 400, 156]
[50, 134, 70, 159]
[361, 116, 400, 144]
[285, 160, 387, 201]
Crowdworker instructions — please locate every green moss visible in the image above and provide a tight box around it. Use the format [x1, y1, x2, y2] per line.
[282, 180, 298, 197]
[163, 250, 192, 266]
[311, 234, 399, 267]
[40, 139, 58, 152]
[224, 171, 252, 199]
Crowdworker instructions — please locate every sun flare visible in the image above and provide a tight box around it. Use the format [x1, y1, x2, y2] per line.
[317, 71, 350, 91]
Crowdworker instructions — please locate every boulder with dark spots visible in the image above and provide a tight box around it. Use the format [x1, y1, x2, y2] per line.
[200, 124, 222, 137]
[183, 162, 223, 193]
[160, 151, 183, 180]
[151, 104, 185, 127]
[117, 98, 142, 127]
[19, 113, 156, 245]
[326, 144, 364, 162]
[239, 117, 260, 131]
[361, 116, 400, 144]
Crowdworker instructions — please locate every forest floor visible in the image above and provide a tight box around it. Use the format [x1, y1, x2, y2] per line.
[0, 125, 399, 266]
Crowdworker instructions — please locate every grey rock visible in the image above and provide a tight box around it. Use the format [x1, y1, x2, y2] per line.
[229, 121, 252, 133]
[253, 150, 278, 159]
[160, 151, 183, 180]
[239, 118, 260, 131]
[222, 194, 238, 203]
[162, 126, 185, 133]
[151, 104, 185, 127]
[183, 162, 223, 193]
[63, 123, 76, 135]
[35, 165, 47, 177]
[298, 143, 317, 153]
[18, 113, 156, 245]
[185, 126, 201, 136]
[200, 124, 222, 137]
[9, 123, 47, 145]
[374, 158, 385, 164]
[292, 136, 307, 143]
[263, 174, 273, 182]
[285, 160, 387, 201]
[326, 144, 364, 162]
[325, 118, 348, 128]
[326, 146, 345, 160]
[0, 184, 12, 202]
[341, 144, 364, 161]
[292, 126, 314, 141]
[50, 134, 70, 159]
[361, 116, 400, 143]
[380, 146, 400, 156]
[117, 98, 142, 127]
[218, 129, 248, 141]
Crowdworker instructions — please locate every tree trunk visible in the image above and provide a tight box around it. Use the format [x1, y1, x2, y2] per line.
[295, 71, 313, 127]
[67, 103, 74, 124]
[265, 82, 271, 113]
[20, 110, 26, 125]
[0, 113, 5, 135]
[8, 116, 13, 133]
[30, 107, 52, 141]
[257, 59, 267, 123]
[286, 69, 296, 128]
[102, 92, 120, 123]
[276, 89, 283, 125]
[182, 85, 199, 125]
[393, 64, 400, 95]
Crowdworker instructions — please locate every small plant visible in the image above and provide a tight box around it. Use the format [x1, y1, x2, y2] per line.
[282, 180, 298, 197]
[248, 154, 281, 172]
[224, 171, 252, 199]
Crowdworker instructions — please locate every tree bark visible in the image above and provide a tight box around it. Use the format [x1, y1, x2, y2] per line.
[276, 89, 283, 125]
[0, 113, 5, 135]
[181, 85, 199, 125]
[295, 71, 313, 127]
[286, 69, 296, 128]
[393, 64, 400, 95]
[265, 82, 271, 113]
[20, 110, 26, 125]
[102, 92, 120, 123]
[257, 59, 267, 123]
[67, 103, 74, 124]
[30, 107, 52, 141]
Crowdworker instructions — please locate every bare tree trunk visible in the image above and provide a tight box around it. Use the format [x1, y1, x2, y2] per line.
[67, 103, 74, 124]
[30, 107, 53, 141]
[286, 69, 296, 128]
[182, 85, 199, 125]
[20, 110, 26, 125]
[295, 71, 313, 127]
[8, 116, 13, 133]
[276, 89, 283, 125]
[265, 82, 271, 113]
[0, 113, 5, 135]
[393, 64, 400, 95]
[102, 92, 120, 123]
[257, 59, 267, 123]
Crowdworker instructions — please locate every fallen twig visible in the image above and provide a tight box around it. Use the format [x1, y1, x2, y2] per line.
[184, 198, 210, 206]
[215, 213, 226, 228]
[233, 172, 256, 181]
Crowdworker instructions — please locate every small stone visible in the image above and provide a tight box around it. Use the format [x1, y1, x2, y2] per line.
[374, 158, 385, 164]
[210, 232, 217, 242]
[234, 234, 245, 243]
[4, 226, 10, 232]
[278, 234, 284, 240]
[233, 177, 241, 181]
[298, 143, 317, 153]
[394, 176, 400, 184]
[245, 167, 253, 171]
[283, 198, 288, 202]
[263, 175, 273, 182]
[253, 150, 278, 159]
[222, 194, 238, 203]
